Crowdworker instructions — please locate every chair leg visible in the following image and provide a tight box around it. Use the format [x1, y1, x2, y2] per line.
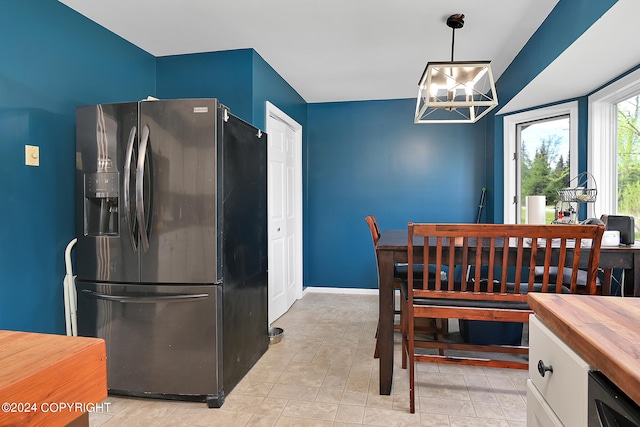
[439, 317, 449, 336]
[373, 320, 380, 358]
[436, 318, 446, 356]
[408, 313, 415, 413]
[401, 299, 407, 369]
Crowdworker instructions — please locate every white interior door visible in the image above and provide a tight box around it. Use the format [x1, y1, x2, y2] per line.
[266, 102, 302, 324]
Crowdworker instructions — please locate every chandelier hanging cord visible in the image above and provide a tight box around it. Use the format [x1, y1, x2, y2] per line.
[451, 28, 455, 61]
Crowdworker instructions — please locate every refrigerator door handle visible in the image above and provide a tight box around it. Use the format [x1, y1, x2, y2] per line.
[124, 126, 138, 252]
[136, 125, 150, 252]
[80, 289, 210, 303]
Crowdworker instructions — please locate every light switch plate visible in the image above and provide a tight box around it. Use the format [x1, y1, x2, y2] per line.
[25, 145, 39, 166]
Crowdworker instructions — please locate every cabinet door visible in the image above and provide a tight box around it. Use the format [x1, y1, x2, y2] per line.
[527, 379, 563, 427]
[529, 314, 592, 426]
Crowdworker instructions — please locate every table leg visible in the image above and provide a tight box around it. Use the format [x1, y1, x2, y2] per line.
[377, 250, 395, 395]
[620, 254, 640, 297]
[634, 252, 640, 296]
[601, 268, 612, 296]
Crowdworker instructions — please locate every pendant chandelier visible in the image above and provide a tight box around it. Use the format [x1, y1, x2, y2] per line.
[414, 14, 498, 124]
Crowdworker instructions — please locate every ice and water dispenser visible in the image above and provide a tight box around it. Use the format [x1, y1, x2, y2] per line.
[84, 171, 119, 236]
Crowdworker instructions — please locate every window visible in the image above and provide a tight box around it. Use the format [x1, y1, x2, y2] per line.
[589, 67, 640, 228]
[503, 102, 578, 224]
[617, 95, 640, 225]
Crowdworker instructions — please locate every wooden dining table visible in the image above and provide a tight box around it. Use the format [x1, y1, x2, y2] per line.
[375, 228, 640, 395]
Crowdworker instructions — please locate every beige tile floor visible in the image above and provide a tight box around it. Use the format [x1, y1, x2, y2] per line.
[89, 292, 528, 426]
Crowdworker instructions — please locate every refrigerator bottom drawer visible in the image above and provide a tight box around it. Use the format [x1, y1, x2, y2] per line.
[76, 282, 222, 401]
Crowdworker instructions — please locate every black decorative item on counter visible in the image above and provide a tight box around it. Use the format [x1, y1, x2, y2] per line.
[601, 214, 636, 245]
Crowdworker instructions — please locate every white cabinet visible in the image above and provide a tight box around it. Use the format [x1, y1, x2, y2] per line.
[528, 314, 594, 427]
[527, 379, 563, 427]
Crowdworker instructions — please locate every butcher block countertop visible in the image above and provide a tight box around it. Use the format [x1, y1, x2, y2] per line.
[0, 330, 107, 427]
[529, 294, 640, 405]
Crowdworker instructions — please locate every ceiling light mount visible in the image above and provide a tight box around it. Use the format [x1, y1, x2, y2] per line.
[446, 13, 465, 30]
[414, 13, 498, 124]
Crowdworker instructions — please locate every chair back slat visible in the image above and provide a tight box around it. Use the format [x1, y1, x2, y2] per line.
[407, 226, 414, 305]
[461, 238, 469, 291]
[488, 238, 497, 293]
[514, 238, 524, 287]
[445, 237, 452, 291]
[500, 241, 509, 293]
[365, 215, 381, 245]
[542, 238, 552, 292]
[435, 236, 442, 290]
[556, 239, 567, 293]
[473, 238, 482, 292]
[527, 241, 538, 292]
[569, 243, 582, 293]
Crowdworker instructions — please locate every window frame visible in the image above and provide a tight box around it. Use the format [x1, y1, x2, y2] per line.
[503, 102, 579, 224]
[588, 67, 640, 218]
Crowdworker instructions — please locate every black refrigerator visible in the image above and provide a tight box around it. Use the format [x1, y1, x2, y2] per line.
[74, 98, 268, 408]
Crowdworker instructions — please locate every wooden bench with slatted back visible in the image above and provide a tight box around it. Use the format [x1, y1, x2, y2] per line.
[400, 222, 605, 413]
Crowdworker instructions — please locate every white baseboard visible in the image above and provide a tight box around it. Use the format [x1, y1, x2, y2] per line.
[302, 287, 379, 296]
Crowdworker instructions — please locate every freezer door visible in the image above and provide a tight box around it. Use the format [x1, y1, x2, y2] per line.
[75, 282, 223, 400]
[75, 103, 140, 283]
[138, 99, 220, 284]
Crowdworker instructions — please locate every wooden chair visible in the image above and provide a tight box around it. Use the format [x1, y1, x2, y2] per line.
[365, 215, 444, 359]
[366, 215, 401, 358]
[400, 223, 605, 413]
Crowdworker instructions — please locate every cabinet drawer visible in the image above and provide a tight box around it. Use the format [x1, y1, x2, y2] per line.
[529, 314, 592, 426]
[527, 379, 563, 427]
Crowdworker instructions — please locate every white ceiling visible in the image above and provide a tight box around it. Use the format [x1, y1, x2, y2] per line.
[499, 0, 640, 114]
[58, 0, 559, 104]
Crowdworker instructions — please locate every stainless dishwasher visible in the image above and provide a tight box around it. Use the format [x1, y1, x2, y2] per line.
[588, 370, 640, 426]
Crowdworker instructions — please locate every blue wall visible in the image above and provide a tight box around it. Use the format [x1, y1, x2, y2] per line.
[488, 0, 618, 223]
[156, 50, 254, 123]
[251, 51, 307, 132]
[0, 1, 155, 333]
[305, 99, 487, 288]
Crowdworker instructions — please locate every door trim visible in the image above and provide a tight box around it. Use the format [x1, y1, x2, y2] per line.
[266, 101, 303, 323]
